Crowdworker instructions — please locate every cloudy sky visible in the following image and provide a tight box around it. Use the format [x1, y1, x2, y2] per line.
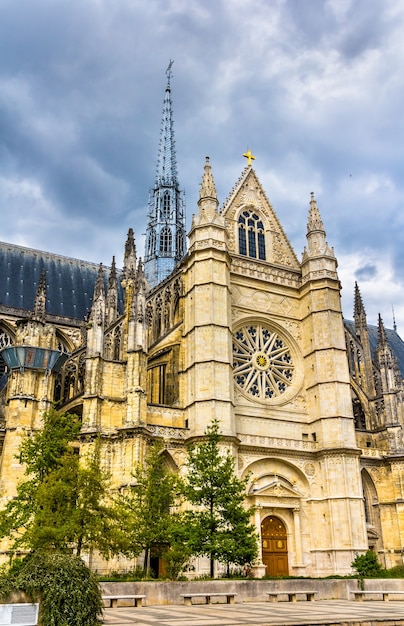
[1, 0, 403, 330]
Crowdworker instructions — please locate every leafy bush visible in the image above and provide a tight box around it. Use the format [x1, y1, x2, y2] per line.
[98, 565, 155, 582]
[351, 550, 383, 578]
[386, 565, 404, 578]
[0, 552, 103, 626]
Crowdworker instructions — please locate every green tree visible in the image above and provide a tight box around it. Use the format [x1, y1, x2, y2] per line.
[0, 407, 117, 558]
[114, 440, 185, 576]
[183, 419, 258, 577]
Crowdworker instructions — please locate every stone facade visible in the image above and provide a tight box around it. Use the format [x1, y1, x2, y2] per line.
[1, 157, 404, 576]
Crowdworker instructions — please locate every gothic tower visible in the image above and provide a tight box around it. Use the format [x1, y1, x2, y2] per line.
[144, 61, 186, 288]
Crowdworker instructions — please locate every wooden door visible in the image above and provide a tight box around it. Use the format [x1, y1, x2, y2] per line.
[261, 515, 289, 577]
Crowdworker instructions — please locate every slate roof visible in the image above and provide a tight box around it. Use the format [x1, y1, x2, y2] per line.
[344, 319, 404, 378]
[0, 241, 122, 322]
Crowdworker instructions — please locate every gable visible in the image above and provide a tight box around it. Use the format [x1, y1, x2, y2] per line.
[221, 167, 300, 270]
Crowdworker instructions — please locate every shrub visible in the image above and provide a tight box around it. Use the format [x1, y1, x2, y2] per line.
[0, 552, 103, 626]
[351, 550, 383, 578]
[386, 565, 404, 578]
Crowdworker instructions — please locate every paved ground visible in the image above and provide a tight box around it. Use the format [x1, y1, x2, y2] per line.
[102, 599, 404, 626]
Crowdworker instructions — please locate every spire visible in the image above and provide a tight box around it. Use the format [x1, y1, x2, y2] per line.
[122, 228, 137, 282]
[303, 193, 334, 259]
[106, 256, 119, 325]
[378, 313, 388, 347]
[156, 59, 177, 186]
[307, 192, 325, 234]
[354, 282, 367, 327]
[32, 270, 47, 322]
[197, 156, 219, 220]
[93, 263, 105, 300]
[376, 313, 401, 400]
[144, 63, 186, 288]
[88, 263, 106, 334]
[392, 305, 397, 332]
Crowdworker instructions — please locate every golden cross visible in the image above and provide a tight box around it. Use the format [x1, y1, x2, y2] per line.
[243, 149, 256, 166]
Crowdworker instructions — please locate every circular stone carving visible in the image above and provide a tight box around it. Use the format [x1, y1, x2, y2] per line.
[233, 323, 295, 401]
[304, 462, 316, 477]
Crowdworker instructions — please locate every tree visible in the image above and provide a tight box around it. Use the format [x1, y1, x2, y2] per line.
[113, 440, 185, 576]
[183, 419, 258, 577]
[0, 407, 117, 558]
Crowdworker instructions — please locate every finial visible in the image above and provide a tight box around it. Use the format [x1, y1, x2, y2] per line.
[392, 305, 397, 332]
[243, 149, 255, 166]
[166, 59, 174, 85]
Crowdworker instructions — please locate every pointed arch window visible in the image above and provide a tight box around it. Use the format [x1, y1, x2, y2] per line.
[162, 191, 170, 218]
[147, 229, 156, 257]
[160, 227, 172, 255]
[238, 210, 266, 260]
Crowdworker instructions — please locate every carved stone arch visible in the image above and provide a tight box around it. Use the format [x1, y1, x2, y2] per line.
[159, 448, 179, 474]
[242, 457, 310, 497]
[56, 330, 73, 354]
[54, 347, 85, 405]
[350, 378, 372, 430]
[63, 359, 78, 401]
[0, 323, 15, 378]
[104, 320, 122, 361]
[0, 321, 15, 346]
[361, 468, 383, 552]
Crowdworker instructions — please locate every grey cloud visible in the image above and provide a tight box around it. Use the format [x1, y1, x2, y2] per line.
[355, 264, 378, 282]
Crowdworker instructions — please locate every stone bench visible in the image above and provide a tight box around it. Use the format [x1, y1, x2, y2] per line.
[351, 590, 404, 602]
[0, 603, 39, 626]
[267, 590, 318, 602]
[102, 594, 145, 608]
[181, 592, 237, 606]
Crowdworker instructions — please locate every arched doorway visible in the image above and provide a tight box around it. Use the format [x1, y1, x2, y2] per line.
[261, 515, 289, 576]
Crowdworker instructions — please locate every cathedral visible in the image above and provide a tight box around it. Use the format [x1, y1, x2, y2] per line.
[1, 67, 404, 578]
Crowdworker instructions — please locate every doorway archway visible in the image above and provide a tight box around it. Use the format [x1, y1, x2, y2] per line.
[261, 515, 289, 576]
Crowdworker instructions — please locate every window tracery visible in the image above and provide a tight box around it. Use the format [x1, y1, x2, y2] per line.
[238, 209, 266, 260]
[162, 191, 170, 218]
[160, 227, 172, 254]
[147, 229, 156, 257]
[233, 323, 294, 401]
[105, 323, 122, 360]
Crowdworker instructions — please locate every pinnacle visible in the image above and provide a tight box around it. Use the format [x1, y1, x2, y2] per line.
[94, 263, 105, 299]
[199, 157, 218, 202]
[378, 313, 388, 346]
[354, 282, 366, 321]
[197, 156, 219, 219]
[307, 192, 325, 233]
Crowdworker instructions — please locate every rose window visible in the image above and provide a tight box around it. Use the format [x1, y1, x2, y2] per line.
[233, 324, 294, 400]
